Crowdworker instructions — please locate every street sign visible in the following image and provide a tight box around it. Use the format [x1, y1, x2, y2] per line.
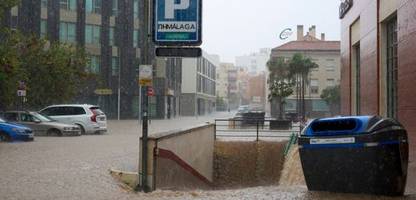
[139, 65, 153, 86]
[17, 90, 26, 97]
[94, 89, 113, 95]
[156, 47, 202, 57]
[154, 0, 202, 46]
[147, 87, 155, 96]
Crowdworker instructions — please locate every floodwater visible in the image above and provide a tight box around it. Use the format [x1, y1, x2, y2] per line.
[132, 145, 416, 200]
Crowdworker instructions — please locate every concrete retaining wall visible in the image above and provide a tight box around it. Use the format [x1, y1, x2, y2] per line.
[139, 123, 215, 191]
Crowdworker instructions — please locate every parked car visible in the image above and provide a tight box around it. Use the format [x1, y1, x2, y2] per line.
[237, 105, 250, 114]
[3, 111, 81, 136]
[39, 104, 107, 135]
[0, 117, 34, 142]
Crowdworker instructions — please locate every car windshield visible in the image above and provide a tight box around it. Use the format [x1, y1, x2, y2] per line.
[30, 112, 53, 122]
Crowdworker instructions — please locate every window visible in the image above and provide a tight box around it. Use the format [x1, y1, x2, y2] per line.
[60, 0, 76, 11]
[41, 20, 47, 38]
[85, 24, 101, 45]
[112, 57, 119, 76]
[4, 113, 18, 121]
[133, 30, 139, 48]
[20, 113, 34, 122]
[86, 0, 102, 14]
[59, 22, 76, 43]
[386, 17, 398, 118]
[326, 65, 335, 72]
[310, 79, 319, 94]
[41, 0, 48, 8]
[109, 27, 115, 46]
[327, 79, 335, 87]
[87, 56, 101, 74]
[312, 100, 330, 112]
[40, 107, 60, 116]
[134, 0, 139, 18]
[112, 0, 118, 16]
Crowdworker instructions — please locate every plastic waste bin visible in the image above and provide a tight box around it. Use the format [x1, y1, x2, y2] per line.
[298, 116, 408, 196]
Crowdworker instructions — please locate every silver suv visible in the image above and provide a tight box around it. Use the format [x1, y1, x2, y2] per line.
[39, 104, 107, 135]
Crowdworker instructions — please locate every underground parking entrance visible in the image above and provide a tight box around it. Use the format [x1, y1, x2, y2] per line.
[110, 118, 302, 191]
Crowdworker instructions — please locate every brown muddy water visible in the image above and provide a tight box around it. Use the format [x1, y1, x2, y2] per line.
[135, 144, 416, 200]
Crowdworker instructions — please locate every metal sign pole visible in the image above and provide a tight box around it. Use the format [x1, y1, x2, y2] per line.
[138, 0, 152, 193]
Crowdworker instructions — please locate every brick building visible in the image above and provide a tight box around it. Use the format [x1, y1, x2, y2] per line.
[339, 0, 416, 192]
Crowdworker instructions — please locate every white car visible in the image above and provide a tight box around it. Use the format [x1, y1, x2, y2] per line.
[39, 104, 107, 135]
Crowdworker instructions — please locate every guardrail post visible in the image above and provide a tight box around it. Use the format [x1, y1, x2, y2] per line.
[256, 120, 259, 142]
[214, 120, 217, 141]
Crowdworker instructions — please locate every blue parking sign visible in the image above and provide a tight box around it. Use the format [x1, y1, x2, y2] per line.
[154, 0, 202, 46]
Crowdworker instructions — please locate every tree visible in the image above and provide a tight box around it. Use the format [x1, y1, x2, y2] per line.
[0, 30, 90, 110]
[321, 85, 341, 116]
[0, 0, 17, 20]
[267, 57, 293, 119]
[289, 53, 318, 121]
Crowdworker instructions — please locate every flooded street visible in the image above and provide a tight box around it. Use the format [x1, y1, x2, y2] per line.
[0, 113, 415, 200]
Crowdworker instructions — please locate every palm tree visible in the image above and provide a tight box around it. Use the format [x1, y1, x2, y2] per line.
[267, 57, 293, 119]
[289, 53, 318, 121]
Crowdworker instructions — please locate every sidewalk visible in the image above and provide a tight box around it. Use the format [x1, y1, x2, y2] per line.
[107, 112, 235, 136]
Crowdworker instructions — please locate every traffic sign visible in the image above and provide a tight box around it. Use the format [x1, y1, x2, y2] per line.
[147, 87, 155, 96]
[156, 47, 202, 57]
[139, 65, 153, 86]
[17, 90, 26, 97]
[154, 0, 202, 46]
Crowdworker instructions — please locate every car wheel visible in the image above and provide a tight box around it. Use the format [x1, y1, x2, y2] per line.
[0, 132, 11, 142]
[47, 129, 62, 137]
[77, 125, 85, 135]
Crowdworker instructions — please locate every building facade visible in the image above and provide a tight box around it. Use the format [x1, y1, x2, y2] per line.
[247, 72, 267, 111]
[270, 25, 341, 118]
[339, 0, 416, 191]
[180, 51, 217, 116]
[215, 63, 239, 111]
[2, 0, 180, 119]
[235, 48, 271, 75]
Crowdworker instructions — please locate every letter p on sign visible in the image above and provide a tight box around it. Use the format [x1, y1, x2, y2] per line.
[165, 0, 190, 19]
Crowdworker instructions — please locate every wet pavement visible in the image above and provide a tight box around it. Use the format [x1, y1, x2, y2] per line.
[0, 112, 415, 200]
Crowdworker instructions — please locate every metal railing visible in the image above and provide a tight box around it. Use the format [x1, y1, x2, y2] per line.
[214, 118, 302, 141]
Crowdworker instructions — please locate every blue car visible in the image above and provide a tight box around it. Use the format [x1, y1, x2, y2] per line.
[0, 117, 34, 142]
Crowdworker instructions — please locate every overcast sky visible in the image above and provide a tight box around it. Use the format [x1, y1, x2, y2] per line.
[201, 0, 341, 63]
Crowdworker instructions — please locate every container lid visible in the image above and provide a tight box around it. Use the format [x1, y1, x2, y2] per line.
[303, 116, 374, 136]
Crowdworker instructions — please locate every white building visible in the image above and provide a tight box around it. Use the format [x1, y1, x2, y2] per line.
[180, 51, 218, 116]
[235, 48, 271, 74]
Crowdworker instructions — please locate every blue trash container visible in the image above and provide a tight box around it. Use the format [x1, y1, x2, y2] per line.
[298, 116, 408, 196]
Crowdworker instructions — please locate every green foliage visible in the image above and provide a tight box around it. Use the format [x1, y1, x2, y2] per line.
[268, 80, 293, 101]
[267, 57, 294, 119]
[321, 85, 340, 106]
[0, 0, 18, 20]
[289, 53, 318, 79]
[0, 30, 90, 110]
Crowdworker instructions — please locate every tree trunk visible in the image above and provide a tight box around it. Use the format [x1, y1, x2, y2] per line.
[277, 96, 283, 120]
[271, 97, 278, 118]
